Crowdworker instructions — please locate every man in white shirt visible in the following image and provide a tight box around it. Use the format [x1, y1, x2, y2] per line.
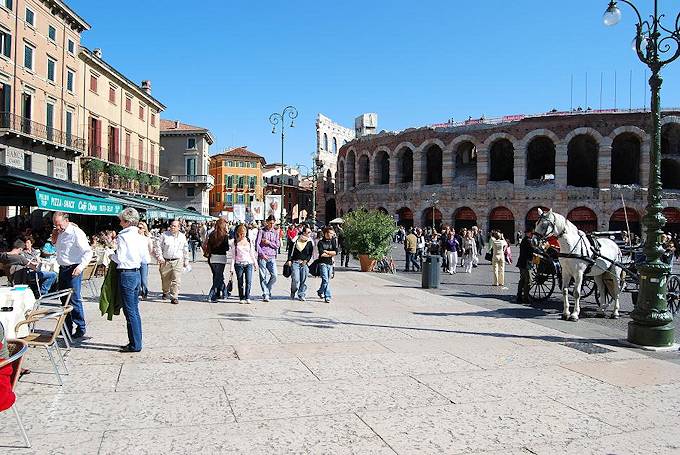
[111, 208, 149, 352]
[52, 211, 93, 339]
[154, 220, 188, 305]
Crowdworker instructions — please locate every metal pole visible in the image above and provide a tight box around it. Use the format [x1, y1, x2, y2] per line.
[312, 168, 317, 225]
[280, 126, 284, 224]
[269, 106, 298, 228]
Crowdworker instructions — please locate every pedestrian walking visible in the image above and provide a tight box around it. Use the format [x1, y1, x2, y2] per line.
[462, 230, 476, 273]
[404, 228, 420, 272]
[137, 221, 154, 300]
[154, 220, 189, 305]
[416, 228, 425, 262]
[472, 226, 484, 268]
[205, 218, 231, 303]
[231, 224, 258, 304]
[256, 215, 280, 302]
[516, 228, 534, 303]
[187, 224, 201, 262]
[317, 227, 338, 303]
[286, 225, 313, 301]
[444, 231, 459, 274]
[52, 211, 92, 339]
[490, 231, 508, 287]
[111, 208, 148, 353]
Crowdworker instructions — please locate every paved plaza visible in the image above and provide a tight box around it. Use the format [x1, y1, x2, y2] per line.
[2, 258, 680, 454]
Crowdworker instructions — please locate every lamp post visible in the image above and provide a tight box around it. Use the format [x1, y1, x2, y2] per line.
[427, 193, 439, 231]
[296, 157, 324, 226]
[269, 106, 298, 225]
[602, 1, 678, 347]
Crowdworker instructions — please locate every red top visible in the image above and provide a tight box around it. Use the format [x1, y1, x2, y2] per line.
[0, 339, 16, 411]
[547, 236, 561, 249]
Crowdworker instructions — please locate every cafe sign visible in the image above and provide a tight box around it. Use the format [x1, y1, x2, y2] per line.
[35, 187, 122, 215]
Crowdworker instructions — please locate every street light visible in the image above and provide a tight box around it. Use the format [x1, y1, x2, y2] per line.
[269, 106, 298, 224]
[296, 157, 324, 226]
[602, 0, 679, 347]
[427, 192, 439, 231]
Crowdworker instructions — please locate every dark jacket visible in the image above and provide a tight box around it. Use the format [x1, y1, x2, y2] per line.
[517, 235, 534, 269]
[287, 238, 314, 262]
[317, 237, 338, 265]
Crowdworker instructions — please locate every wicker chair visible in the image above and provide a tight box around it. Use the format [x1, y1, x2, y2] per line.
[0, 339, 30, 448]
[80, 258, 99, 298]
[15, 306, 72, 386]
[31, 289, 74, 351]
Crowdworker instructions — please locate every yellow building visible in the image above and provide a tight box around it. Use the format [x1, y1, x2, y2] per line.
[209, 146, 265, 215]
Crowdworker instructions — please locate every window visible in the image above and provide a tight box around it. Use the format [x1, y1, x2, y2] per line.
[0, 29, 11, 58]
[67, 38, 74, 54]
[65, 110, 73, 145]
[48, 25, 56, 42]
[125, 132, 131, 165]
[46, 57, 55, 82]
[323, 133, 328, 150]
[23, 153, 31, 171]
[66, 162, 72, 181]
[66, 69, 74, 92]
[2, 0, 12, 11]
[24, 7, 34, 27]
[227, 160, 233, 167]
[216, 192, 220, 203]
[248, 176, 256, 190]
[125, 96, 132, 112]
[187, 138, 196, 149]
[89, 74, 97, 93]
[333, 137, 338, 153]
[138, 139, 143, 170]
[108, 86, 116, 103]
[237, 194, 244, 204]
[225, 193, 232, 206]
[226, 175, 233, 188]
[237, 176, 244, 189]
[151, 112, 155, 127]
[186, 157, 196, 175]
[186, 187, 195, 197]
[47, 159, 54, 177]
[23, 44, 33, 70]
[138, 104, 144, 120]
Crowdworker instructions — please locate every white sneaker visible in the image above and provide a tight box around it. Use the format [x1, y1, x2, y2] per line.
[246, 299, 253, 304]
[263, 296, 270, 302]
[239, 299, 246, 304]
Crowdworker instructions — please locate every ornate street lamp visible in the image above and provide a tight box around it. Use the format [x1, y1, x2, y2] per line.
[602, 1, 679, 347]
[427, 193, 439, 231]
[269, 106, 298, 225]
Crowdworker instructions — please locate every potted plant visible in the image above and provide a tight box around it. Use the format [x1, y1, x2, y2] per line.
[343, 208, 396, 272]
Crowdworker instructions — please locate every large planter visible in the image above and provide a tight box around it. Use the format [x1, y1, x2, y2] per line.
[358, 254, 376, 272]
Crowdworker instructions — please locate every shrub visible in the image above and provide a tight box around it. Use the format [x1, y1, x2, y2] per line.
[343, 209, 396, 259]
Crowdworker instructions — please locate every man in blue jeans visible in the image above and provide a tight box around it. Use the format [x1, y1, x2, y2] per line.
[256, 215, 280, 302]
[111, 207, 149, 353]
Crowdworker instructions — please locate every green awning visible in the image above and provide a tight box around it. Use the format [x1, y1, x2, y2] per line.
[34, 185, 123, 215]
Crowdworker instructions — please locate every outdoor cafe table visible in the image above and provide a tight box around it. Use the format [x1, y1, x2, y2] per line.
[0, 286, 36, 338]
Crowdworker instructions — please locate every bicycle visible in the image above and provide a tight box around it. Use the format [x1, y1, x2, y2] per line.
[373, 256, 396, 274]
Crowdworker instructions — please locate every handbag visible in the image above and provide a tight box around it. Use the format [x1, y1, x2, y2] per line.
[484, 250, 493, 261]
[308, 259, 321, 277]
[226, 279, 233, 295]
[282, 262, 292, 278]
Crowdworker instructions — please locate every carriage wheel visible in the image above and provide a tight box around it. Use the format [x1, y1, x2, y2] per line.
[581, 276, 596, 298]
[667, 275, 680, 316]
[529, 268, 556, 302]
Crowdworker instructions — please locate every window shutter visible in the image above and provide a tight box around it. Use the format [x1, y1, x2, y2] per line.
[4, 33, 10, 58]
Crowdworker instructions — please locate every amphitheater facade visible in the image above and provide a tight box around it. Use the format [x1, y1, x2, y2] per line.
[334, 110, 680, 240]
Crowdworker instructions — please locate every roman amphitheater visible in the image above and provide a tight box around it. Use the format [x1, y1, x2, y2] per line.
[334, 109, 680, 240]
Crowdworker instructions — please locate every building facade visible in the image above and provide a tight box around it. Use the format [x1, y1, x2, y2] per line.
[262, 163, 312, 222]
[78, 47, 165, 199]
[209, 146, 265, 216]
[0, 0, 89, 182]
[160, 119, 214, 215]
[335, 110, 680, 239]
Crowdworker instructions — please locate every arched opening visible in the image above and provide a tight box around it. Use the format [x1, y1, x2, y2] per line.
[332, 137, 338, 154]
[397, 207, 414, 229]
[611, 133, 641, 185]
[525, 206, 549, 231]
[489, 206, 515, 242]
[422, 207, 442, 230]
[397, 147, 413, 183]
[324, 169, 333, 193]
[662, 123, 680, 154]
[374, 150, 390, 185]
[323, 133, 328, 151]
[609, 207, 641, 235]
[526, 136, 555, 184]
[567, 134, 598, 187]
[357, 155, 370, 185]
[425, 145, 443, 185]
[337, 161, 345, 192]
[454, 141, 477, 182]
[663, 207, 680, 236]
[489, 139, 514, 183]
[346, 152, 356, 188]
[453, 207, 477, 231]
[567, 206, 598, 233]
[661, 159, 680, 189]
[325, 198, 336, 222]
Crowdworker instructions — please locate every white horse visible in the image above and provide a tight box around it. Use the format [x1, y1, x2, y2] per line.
[534, 209, 623, 321]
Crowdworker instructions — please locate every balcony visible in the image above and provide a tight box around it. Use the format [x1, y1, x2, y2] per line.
[0, 112, 86, 153]
[80, 156, 167, 200]
[169, 174, 214, 188]
[88, 145, 158, 175]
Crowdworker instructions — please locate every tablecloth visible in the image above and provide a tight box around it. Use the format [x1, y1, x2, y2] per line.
[0, 287, 36, 338]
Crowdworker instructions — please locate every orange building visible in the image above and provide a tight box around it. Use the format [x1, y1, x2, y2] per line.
[209, 146, 265, 215]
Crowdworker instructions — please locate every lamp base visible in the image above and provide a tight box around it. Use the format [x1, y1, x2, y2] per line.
[627, 321, 675, 348]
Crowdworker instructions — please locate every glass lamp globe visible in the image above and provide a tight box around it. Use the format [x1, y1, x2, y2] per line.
[603, 3, 622, 26]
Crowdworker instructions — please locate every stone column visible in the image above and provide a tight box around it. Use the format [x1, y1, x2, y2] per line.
[555, 142, 568, 189]
[442, 147, 454, 187]
[413, 149, 424, 189]
[389, 151, 398, 192]
[476, 146, 488, 186]
[598, 141, 612, 189]
[513, 141, 525, 188]
[368, 154, 376, 186]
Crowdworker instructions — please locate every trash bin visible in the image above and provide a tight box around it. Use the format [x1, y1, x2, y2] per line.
[422, 255, 441, 289]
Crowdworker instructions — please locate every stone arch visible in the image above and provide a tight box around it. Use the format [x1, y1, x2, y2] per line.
[395, 145, 414, 184]
[332, 137, 338, 154]
[424, 144, 443, 185]
[452, 136, 478, 182]
[337, 160, 345, 192]
[325, 198, 337, 222]
[525, 135, 556, 182]
[567, 133, 599, 187]
[373, 149, 390, 185]
[521, 128, 560, 147]
[346, 151, 356, 189]
[563, 127, 605, 146]
[611, 132, 641, 185]
[453, 206, 477, 231]
[323, 133, 328, 151]
[325, 169, 334, 193]
[661, 120, 680, 155]
[488, 138, 514, 183]
[609, 207, 641, 235]
[357, 153, 370, 185]
[396, 206, 414, 229]
[567, 206, 598, 233]
[422, 206, 443, 230]
[661, 159, 680, 189]
[488, 206, 515, 242]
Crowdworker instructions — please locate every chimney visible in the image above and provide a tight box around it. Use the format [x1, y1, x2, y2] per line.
[141, 80, 152, 95]
[174, 120, 179, 129]
[93, 48, 102, 58]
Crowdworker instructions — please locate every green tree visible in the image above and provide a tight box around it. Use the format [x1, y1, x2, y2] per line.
[343, 209, 396, 259]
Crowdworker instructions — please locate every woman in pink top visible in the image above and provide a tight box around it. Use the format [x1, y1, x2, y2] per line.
[231, 224, 258, 304]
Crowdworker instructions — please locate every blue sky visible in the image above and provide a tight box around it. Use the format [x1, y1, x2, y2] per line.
[69, 0, 680, 166]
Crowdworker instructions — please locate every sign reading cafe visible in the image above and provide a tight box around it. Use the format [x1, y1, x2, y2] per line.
[35, 188, 122, 215]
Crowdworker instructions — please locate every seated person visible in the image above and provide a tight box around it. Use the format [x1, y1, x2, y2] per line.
[0, 322, 16, 412]
[20, 235, 41, 260]
[0, 239, 57, 295]
[41, 239, 57, 258]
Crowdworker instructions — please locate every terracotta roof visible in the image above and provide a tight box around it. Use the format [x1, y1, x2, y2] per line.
[211, 147, 266, 164]
[160, 119, 208, 132]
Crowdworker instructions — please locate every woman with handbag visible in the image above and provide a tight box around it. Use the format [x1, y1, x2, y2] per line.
[316, 227, 338, 303]
[490, 231, 508, 288]
[285, 226, 313, 301]
[231, 224, 258, 304]
[206, 218, 231, 303]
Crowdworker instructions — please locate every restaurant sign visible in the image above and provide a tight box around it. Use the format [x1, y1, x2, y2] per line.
[35, 187, 122, 215]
